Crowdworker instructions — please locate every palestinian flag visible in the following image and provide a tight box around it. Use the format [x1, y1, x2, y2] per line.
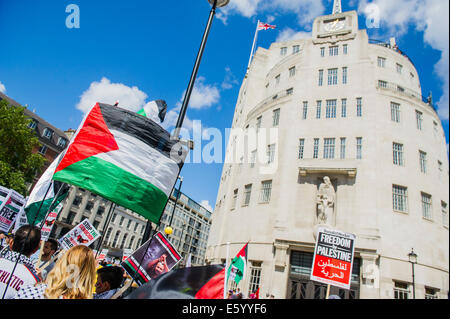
[25, 153, 69, 226]
[125, 265, 226, 299]
[137, 100, 167, 123]
[52, 103, 188, 224]
[227, 243, 248, 285]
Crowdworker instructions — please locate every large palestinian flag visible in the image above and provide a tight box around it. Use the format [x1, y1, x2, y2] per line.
[227, 243, 248, 286]
[52, 103, 188, 224]
[125, 265, 226, 299]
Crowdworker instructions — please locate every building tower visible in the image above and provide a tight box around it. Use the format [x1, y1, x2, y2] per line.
[206, 4, 449, 299]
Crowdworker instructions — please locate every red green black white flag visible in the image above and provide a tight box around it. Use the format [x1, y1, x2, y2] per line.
[52, 102, 188, 224]
[227, 243, 248, 285]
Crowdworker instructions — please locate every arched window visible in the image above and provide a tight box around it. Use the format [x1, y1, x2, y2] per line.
[129, 236, 135, 249]
[105, 228, 112, 244]
[120, 234, 128, 249]
[112, 231, 120, 247]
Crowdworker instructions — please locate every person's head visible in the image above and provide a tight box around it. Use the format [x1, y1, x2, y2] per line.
[45, 245, 97, 299]
[10, 225, 41, 257]
[95, 266, 124, 294]
[42, 238, 58, 260]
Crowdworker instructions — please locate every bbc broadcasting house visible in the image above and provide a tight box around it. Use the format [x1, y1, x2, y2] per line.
[205, 4, 449, 299]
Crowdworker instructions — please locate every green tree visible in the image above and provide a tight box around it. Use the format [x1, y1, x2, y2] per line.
[0, 99, 45, 196]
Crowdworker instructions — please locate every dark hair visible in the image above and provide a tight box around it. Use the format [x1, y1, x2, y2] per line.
[46, 238, 58, 252]
[97, 266, 124, 289]
[12, 225, 41, 257]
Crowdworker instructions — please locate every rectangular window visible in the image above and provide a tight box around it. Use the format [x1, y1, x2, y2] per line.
[57, 137, 67, 148]
[243, 184, 252, 206]
[320, 47, 325, 57]
[396, 63, 403, 74]
[302, 102, 308, 120]
[438, 160, 443, 180]
[318, 70, 324, 86]
[391, 102, 401, 123]
[38, 145, 47, 155]
[248, 262, 262, 297]
[343, 44, 348, 55]
[378, 80, 387, 88]
[393, 143, 404, 166]
[356, 98, 362, 117]
[326, 100, 337, 118]
[286, 88, 294, 95]
[316, 101, 322, 119]
[342, 67, 348, 84]
[313, 138, 320, 159]
[394, 282, 410, 299]
[442, 201, 448, 227]
[329, 46, 338, 56]
[340, 138, 346, 159]
[28, 120, 37, 129]
[328, 68, 338, 85]
[356, 137, 362, 159]
[341, 99, 347, 118]
[323, 138, 336, 159]
[378, 57, 386, 68]
[273, 109, 280, 126]
[42, 128, 53, 139]
[416, 110, 423, 130]
[267, 144, 276, 164]
[260, 180, 272, 203]
[250, 150, 257, 168]
[421, 192, 432, 220]
[280, 47, 287, 56]
[419, 151, 427, 174]
[393, 185, 408, 212]
[232, 189, 238, 210]
[275, 74, 280, 85]
[289, 66, 296, 77]
[256, 116, 262, 131]
[299, 139, 305, 159]
[293, 45, 300, 54]
[425, 287, 439, 299]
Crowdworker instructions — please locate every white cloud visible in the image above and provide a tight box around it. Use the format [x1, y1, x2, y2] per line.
[200, 200, 213, 212]
[76, 77, 148, 113]
[358, 0, 449, 120]
[0, 81, 6, 94]
[276, 27, 311, 42]
[221, 67, 239, 90]
[177, 76, 220, 110]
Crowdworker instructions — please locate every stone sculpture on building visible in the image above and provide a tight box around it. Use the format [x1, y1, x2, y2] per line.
[316, 176, 336, 226]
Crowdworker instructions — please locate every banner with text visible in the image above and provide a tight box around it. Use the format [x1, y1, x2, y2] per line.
[310, 227, 356, 290]
[58, 218, 101, 250]
[0, 187, 27, 233]
[40, 203, 64, 241]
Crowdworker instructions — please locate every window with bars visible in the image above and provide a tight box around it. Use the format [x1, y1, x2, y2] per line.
[340, 138, 346, 159]
[313, 139, 320, 159]
[356, 98, 362, 117]
[318, 70, 324, 86]
[316, 101, 322, 119]
[328, 68, 338, 85]
[323, 138, 336, 159]
[356, 137, 362, 159]
[326, 100, 337, 118]
[393, 143, 404, 166]
[421, 192, 432, 220]
[342, 67, 348, 84]
[248, 262, 262, 296]
[243, 184, 252, 206]
[393, 185, 408, 212]
[289, 66, 296, 77]
[378, 80, 387, 88]
[329, 46, 338, 56]
[391, 102, 401, 123]
[419, 151, 427, 173]
[273, 109, 280, 126]
[260, 180, 272, 203]
[341, 99, 347, 118]
[302, 101, 308, 119]
[299, 139, 305, 159]
[267, 144, 276, 164]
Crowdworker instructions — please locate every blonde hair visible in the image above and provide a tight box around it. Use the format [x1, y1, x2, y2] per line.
[44, 245, 97, 299]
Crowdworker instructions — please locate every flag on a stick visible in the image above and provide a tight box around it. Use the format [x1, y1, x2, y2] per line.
[227, 243, 248, 285]
[125, 265, 225, 299]
[137, 100, 168, 123]
[257, 21, 276, 30]
[52, 103, 188, 224]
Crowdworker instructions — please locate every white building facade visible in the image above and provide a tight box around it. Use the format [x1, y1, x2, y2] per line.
[206, 7, 449, 299]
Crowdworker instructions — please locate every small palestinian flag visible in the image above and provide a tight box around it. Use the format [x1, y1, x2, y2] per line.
[137, 100, 167, 123]
[125, 265, 226, 299]
[25, 153, 69, 226]
[227, 243, 248, 285]
[52, 103, 188, 224]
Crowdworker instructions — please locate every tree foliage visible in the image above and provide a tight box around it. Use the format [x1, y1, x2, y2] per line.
[0, 99, 45, 195]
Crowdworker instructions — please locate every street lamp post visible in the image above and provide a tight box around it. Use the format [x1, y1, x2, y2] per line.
[408, 248, 417, 299]
[172, 0, 230, 139]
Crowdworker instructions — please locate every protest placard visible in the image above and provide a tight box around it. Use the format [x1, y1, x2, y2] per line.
[0, 187, 26, 233]
[310, 227, 356, 290]
[40, 203, 64, 241]
[121, 231, 182, 286]
[95, 248, 109, 262]
[58, 218, 101, 250]
[122, 248, 133, 262]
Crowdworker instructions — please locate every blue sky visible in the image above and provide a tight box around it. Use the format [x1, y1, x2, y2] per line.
[0, 0, 448, 211]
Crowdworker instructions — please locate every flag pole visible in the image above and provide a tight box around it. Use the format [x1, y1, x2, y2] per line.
[94, 202, 116, 259]
[224, 241, 230, 299]
[247, 20, 260, 71]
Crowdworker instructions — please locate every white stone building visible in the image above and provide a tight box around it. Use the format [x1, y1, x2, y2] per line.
[205, 4, 449, 299]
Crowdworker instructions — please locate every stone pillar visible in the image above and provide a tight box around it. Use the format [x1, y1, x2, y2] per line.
[359, 252, 380, 299]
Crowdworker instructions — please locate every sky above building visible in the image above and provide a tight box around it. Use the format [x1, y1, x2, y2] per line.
[0, 0, 448, 211]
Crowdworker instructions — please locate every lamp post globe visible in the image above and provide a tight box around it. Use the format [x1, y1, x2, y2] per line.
[208, 0, 230, 7]
[164, 226, 173, 236]
[408, 249, 417, 264]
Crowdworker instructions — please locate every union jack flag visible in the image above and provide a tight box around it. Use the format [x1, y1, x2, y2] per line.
[257, 22, 276, 31]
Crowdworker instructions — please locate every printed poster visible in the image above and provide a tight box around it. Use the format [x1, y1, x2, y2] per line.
[0, 187, 27, 233]
[40, 203, 64, 241]
[58, 218, 101, 250]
